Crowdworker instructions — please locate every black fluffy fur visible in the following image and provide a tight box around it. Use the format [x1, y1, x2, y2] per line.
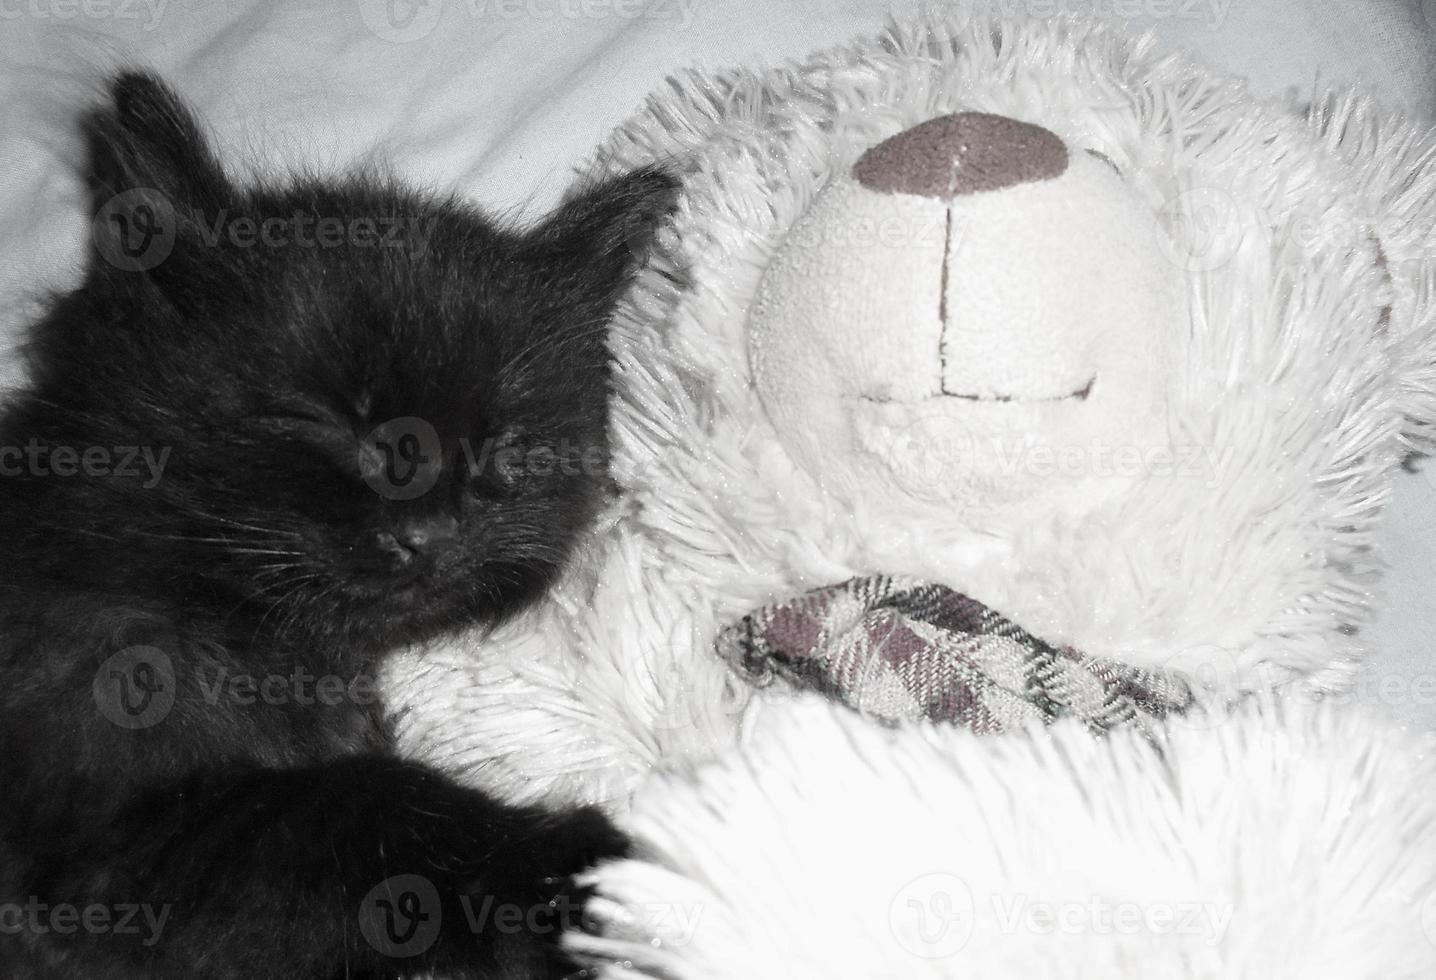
[0, 71, 678, 979]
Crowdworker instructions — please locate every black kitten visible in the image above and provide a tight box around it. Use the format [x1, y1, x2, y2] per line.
[0, 72, 677, 979]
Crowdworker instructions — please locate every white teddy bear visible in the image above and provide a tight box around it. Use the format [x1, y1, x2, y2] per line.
[385, 8, 1436, 975]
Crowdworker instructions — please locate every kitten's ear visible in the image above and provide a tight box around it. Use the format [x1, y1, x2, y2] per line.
[83, 71, 227, 208]
[82, 71, 230, 275]
[529, 167, 681, 309]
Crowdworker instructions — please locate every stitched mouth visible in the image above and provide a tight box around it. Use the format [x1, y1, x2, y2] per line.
[858, 376, 1095, 405]
[941, 376, 1095, 403]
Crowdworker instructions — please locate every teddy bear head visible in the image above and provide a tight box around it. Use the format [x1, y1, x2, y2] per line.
[597, 10, 1436, 691]
[750, 110, 1182, 523]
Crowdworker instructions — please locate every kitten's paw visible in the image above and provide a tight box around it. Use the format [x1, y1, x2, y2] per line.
[538, 805, 630, 877]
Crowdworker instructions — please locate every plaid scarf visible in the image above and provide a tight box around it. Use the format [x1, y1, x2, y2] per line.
[716, 576, 1191, 735]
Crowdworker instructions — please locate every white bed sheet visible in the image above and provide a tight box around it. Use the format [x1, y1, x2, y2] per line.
[2, 0, 1433, 723]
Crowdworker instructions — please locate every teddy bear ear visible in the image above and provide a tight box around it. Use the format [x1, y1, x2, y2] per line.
[1310, 95, 1436, 453]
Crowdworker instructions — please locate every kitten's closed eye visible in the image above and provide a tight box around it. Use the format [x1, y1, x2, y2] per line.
[260, 411, 353, 444]
[259, 398, 352, 426]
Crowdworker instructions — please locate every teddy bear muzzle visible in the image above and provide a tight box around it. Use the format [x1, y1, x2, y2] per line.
[745, 107, 1185, 519]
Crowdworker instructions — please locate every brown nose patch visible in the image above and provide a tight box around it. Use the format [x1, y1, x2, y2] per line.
[852, 112, 1068, 198]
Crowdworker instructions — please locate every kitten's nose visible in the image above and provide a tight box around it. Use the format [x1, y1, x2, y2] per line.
[379, 515, 460, 568]
[852, 112, 1068, 198]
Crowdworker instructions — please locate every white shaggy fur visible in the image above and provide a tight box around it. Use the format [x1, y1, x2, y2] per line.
[570, 695, 1436, 978]
[383, 6, 1436, 810]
